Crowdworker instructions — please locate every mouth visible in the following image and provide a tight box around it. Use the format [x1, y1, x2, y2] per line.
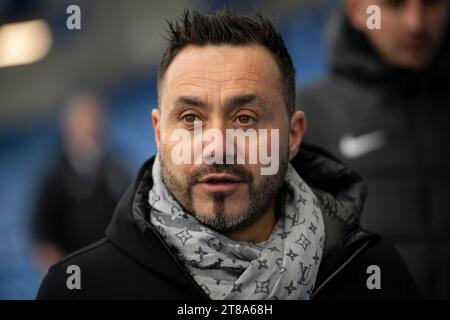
[200, 173, 242, 183]
[404, 37, 432, 55]
[197, 173, 244, 193]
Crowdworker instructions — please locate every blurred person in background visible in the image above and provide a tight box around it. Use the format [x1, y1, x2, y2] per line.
[298, 0, 450, 298]
[32, 93, 131, 271]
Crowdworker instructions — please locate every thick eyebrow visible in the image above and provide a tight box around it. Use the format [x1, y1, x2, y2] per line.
[172, 96, 209, 112]
[225, 94, 272, 115]
[170, 94, 272, 115]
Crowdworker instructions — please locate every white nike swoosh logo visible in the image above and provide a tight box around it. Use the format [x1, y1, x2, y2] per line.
[339, 130, 386, 159]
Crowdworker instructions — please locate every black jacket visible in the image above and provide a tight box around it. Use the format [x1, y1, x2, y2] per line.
[36, 144, 420, 300]
[32, 153, 131, 254]
[297, 8, 450, 299]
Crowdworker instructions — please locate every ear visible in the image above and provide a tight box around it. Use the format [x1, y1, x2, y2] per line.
[152, 108, 161, 149]
[289, 111, 306, 161]
[346, 0, 367, 32]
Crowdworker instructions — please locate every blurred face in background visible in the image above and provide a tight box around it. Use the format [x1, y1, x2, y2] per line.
[63, 94, 105, 159]
[152, 44, 305, 234]
[347, 0, 450, 70]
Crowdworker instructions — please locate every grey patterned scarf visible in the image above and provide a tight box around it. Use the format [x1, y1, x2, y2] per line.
[148, 155, 325, 300]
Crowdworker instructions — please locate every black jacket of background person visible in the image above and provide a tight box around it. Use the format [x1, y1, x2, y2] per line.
[32, 153, 130, 255]
[297, 9, 450, 299]
[36, 144, 421, 300]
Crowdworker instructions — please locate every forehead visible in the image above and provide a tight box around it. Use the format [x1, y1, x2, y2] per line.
[160, 44, 283, 105]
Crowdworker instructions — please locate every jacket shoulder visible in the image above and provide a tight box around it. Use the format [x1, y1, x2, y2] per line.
[315, 239, 422, 300]
[298, 74, 375, 113]
[298, 75, 348, 103]
[36, 239, 129, 300]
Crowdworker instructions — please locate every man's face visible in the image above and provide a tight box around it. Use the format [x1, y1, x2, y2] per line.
[153, 44, 304, 233]
[348, 0, 449, 70]
[64, 96, 104, 156]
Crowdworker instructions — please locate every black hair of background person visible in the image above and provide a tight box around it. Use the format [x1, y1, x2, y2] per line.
[298, 5, 450, 299]
[36, 9, 421, 300]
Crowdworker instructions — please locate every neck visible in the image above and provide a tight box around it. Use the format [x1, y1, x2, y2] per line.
[225, 198, 277, 243]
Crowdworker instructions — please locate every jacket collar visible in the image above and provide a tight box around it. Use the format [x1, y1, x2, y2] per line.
[105, 143, 379, 298]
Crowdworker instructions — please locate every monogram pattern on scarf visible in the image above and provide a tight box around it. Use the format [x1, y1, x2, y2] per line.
[148, 155, 325, 300]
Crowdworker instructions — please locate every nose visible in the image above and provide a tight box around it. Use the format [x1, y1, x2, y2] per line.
[197, 117, 230, 164]
[403, 0, 426, 32]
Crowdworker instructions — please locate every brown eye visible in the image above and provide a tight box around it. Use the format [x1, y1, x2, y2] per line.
[237, 115, 255, 125]
[182, 114, 199, 123]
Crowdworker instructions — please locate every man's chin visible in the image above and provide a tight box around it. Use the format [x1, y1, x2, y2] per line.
[193, 206, 249, 221]
[191, 205, 252, 230]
